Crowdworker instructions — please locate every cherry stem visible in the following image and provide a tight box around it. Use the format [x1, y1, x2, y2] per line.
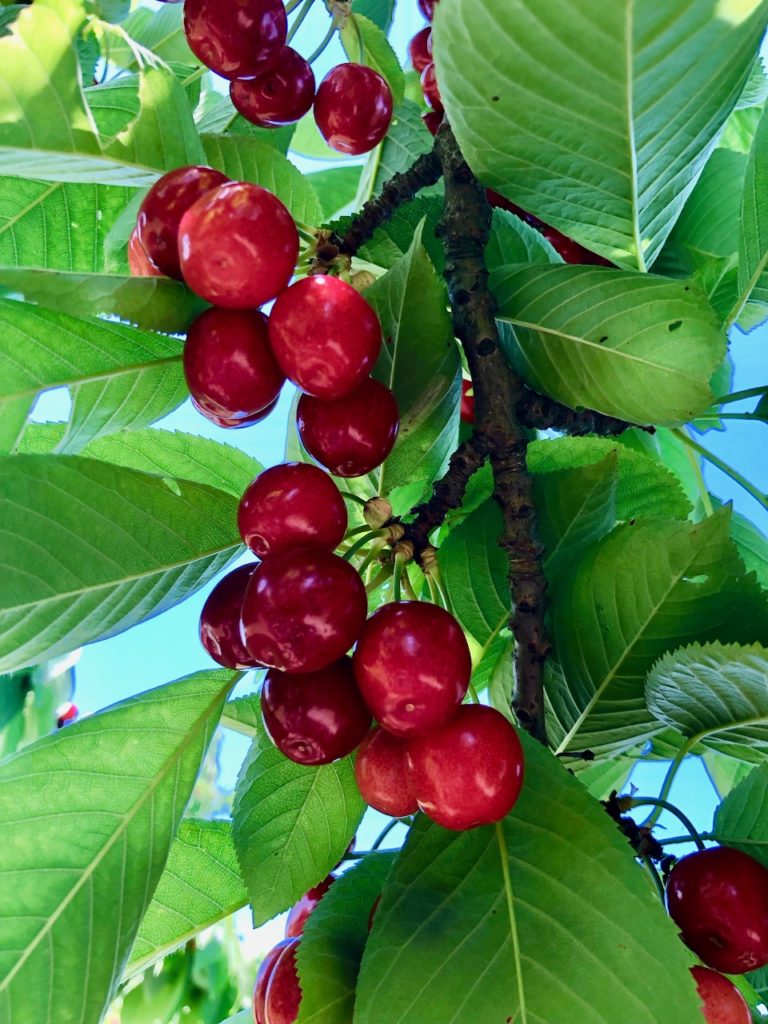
[366, 564, 393, 594]
[338, 490, 368, 508]
[629, 797, 706, 851]
[357, 539, 387, 577]
[426, 573, 444, 608]
[371, 817, 410, 851]
[659, 833, 716, 846]
[306, 19, 339, 64]
[680, 426, 714, 517]
[643, 857, 666, 904]
[713, 384, 768, 406]
[342, 530, 386, 562]
[345, 524, 373, 538]
[641, 742, 692, 827]
[673, 427, 767, 512]
[349, 12, 365, 63]
[401, 566, 419, 601]
[467, 682, 480, 704]
[286, 0, 315, 43]
[393, 554, 406, 603]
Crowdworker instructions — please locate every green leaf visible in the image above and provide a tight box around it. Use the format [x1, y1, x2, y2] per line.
[576, 757, 635, 801]
[107, 3, 200, 69]
[647, 642, 768, 763]
[370, 100, 434, 198]
[221, 694, 262, 737]
[307, 166, 362, 220]
[701, 750, 754, 799]
[737, 55, 768, 109]
[126, 819, 248, 979]
[729, 506, 768, 588]
[0, 455, 242, 672]
[341, 14, 404, 104]
[233, 712, 365, 928]
[88, 0, 130, 23]
[351, 0, 394, 32]
[485, 208, 562, 272]
[734, 103, 768, 323]
[0, 667, 235, 1023]
[434, 0, 768, 269]
[290, 112, 351, 162]
[354, 733, 703, 1024]
[716, 763, 768, 867]
[492, 264, 726, 426]
[0, 657, 77, 758]
[354, 196, 445, 271]
[0, 6, 24, 36]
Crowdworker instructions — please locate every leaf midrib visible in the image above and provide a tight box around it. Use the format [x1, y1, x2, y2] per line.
[0, 354, 182, 404]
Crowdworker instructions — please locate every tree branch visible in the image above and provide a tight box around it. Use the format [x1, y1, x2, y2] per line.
[516, 391, 644, 436]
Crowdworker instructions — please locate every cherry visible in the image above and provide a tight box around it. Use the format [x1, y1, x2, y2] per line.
[352, 601, 471, 738]
[238, 462, 347, 558]
[666, 847, 768, 974]
[136, 166, 229, 280]
[184, 308, 284, 424]
[297, 377, 399, 478]
[422, 110, 442, 136]
[263, 937, 301, 1024]
[270, 276, 382, 399]
[199, 564, 262, 670]
[191, 394, 278, 429]
[691, 967, 750, 1024]
[253, 939, 294, 1024]
[408, 27, 433, 72]
[314, 64, 393, 156]
[128, 229, 163, 277]
[242, 547, 367, 673]
[56, 702, 78, 728]
[183, 0, 287, 81]
[178, 182, 299, 309]
[407, 705, 525, 830]
[418, 0, 438, 19]
[541, 226, 612, 266]
[230, 47, 315, 128]
[420, 63, 442, 112]
[460, 379, 474, 423]
[285, 875, 335, 938]
[355, 727, 418, 817]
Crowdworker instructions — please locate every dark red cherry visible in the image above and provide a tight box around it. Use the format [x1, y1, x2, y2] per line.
[422, 110, 442, 136]
[408, 27, 432, 72]
[269, 276, 382, 399]
[418, 0, 438, 19]
[254, 940, 294, 1024]
[56, 702, 78, 728]
[460, 379, 474, 423]
[262, 657, 372, 765]
[285, 875, 335, 939]
[191, 394, 278, 429]
[136, 166, 229, 280]
[420, 63, 442, 112]
[352, 601, 471, 738]
[263, 938, 301, 1024]
[691, 967, 750, 1024]
[667, 847, 768, 974]
[183, 0, 286, 80]
[178, 182, 298, 309]
[128, 229, 163, 277]
[542, 226, 612, 266]
[355, 727, 418, 817]
[184, 308, 285, 424]
[199, 564, 262, 670]
[230, 47, 315, 127]
[242, 548, 367, 673]
[314, 64, 393, 156]
[407, 705, 525, 830]
[297, 378, 399, 478]
[238, 462, 347, 558]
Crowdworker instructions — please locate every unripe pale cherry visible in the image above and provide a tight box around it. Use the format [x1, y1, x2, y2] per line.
[269, 276, 382, 399]
[253, 939, 294, 1024]
[263, 937, 302, 1024]
[355, 727, 418, 817]
[408, 27, 433, 72]
[285, 876, 335, 938]
[128, 229, 163, 277]
[183, 0, 287, 81]
[230, 47, 315, 127]
[178, 182, 298, 309]
[314, 64, 393, 156]
[691, 967, 750, 1024]
[407, 705, 525, 830]
[199, 564, 262, 670]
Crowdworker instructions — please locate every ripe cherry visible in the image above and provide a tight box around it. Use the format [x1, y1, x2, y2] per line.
[238, 462, 347, 558]
[542, 226, 612, 266]
[184, 308, 284, 424]
[285, 876, 335, 938]
[178, 182, 298, 309]
[199, 564, 263, 669]
[314, 64, 393, 156]
[666, 847, 768, 974]
[297, 378, 399, 478]
[422, 110, 442, 136]
[691, 967, 750, 1024]
[242, 548, 367, 673]
[421, 63, 442, 112]
[353, 601, 471, 738]
[191, 394, 278, 429]
[230, 48, 315, 127]
[408, 705, 525, 830]
[136, 166, 229, 280]
[460, 379, 474, 423]
[183, 0, 286, 81]
[269, 276, 382, 400]
[56, 702, 78, 728]
[355, 727, 418, 817]
[263, 937, 301, 1024]
[262, 657, 372, 765]
[408, 27, 432, 72]
[128, 229, 163, 277]
[418, 0, 438, 19]
[253, 939, 294, 1024]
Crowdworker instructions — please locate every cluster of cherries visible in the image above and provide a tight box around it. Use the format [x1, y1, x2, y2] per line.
[408, 0, 443, 136]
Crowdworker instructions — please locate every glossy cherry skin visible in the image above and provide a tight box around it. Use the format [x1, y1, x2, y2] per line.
[178, 182, 299, 309]
[418, 0, 438, 19]
[297, 378, 399, 478]
[238, 462, 347, 558]
[421, 63, 443, 112]
[230, 47, 315, 127]
[667, 847, 768, 974]
[56, 702, 79, 729]
[691, 967, 750, 1024]
[183, 0, 286, 81]
[128, 229, 163, 277]
[242, 547, 367, 673]
[184, 308, 285, 424]
[408, 27, 433, 72]
[191, 394, 278, 429]
[253, 939, 294, 1024]
[136, 166, 229, 280]
[263, 937, 301, 1024]
[422, 110, 442, 136]
[407, 705, 525, 830]
[199, 564, 263, 670]
[314, 64, 393, 156]
[285, 875, 335, 938]
[269, 276, 382, 400]
[262, 657, 372, 765]
[353, 601, 471, 738]
[355, 727, 418, 817]
[460, 379, 475, 424]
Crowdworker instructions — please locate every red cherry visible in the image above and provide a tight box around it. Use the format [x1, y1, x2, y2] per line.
[418, 0, 438, 19]
[128, 229, 163, 277]
[136, 166, 229, 280]
[691, 967, 750, 1024]
[263, 938, 301, 1024]
[178, 182, 298, 309]
[191, 394, 278, 429]
[238, 462, 347, 558]
[253, 939, 294, 1024]
[407, 705, 525, 830]
[242, 548, 367, 673]
[422, 110, 442, 136]
[183, 0, 286, 81]
[56, 702, 79, 728]
[285, 876, 335, 938]
[542, 226, 612, 266]
[230, 47, 315, 127]
[352, 601, 471, 738]
[199, 564, 263, 670]
[314, 64, 393, 156]
[667, 847, 768, 974]
[262, 657, 372, 765]
[460, 379, 474, 423]
[297, 378, 399, 478]
[184, 308, 284, 424]
[269, 276, 382, 399]
[420, 63, 442, 112]
[408, 27, 433, 72]
[355, 727, 418, 817]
